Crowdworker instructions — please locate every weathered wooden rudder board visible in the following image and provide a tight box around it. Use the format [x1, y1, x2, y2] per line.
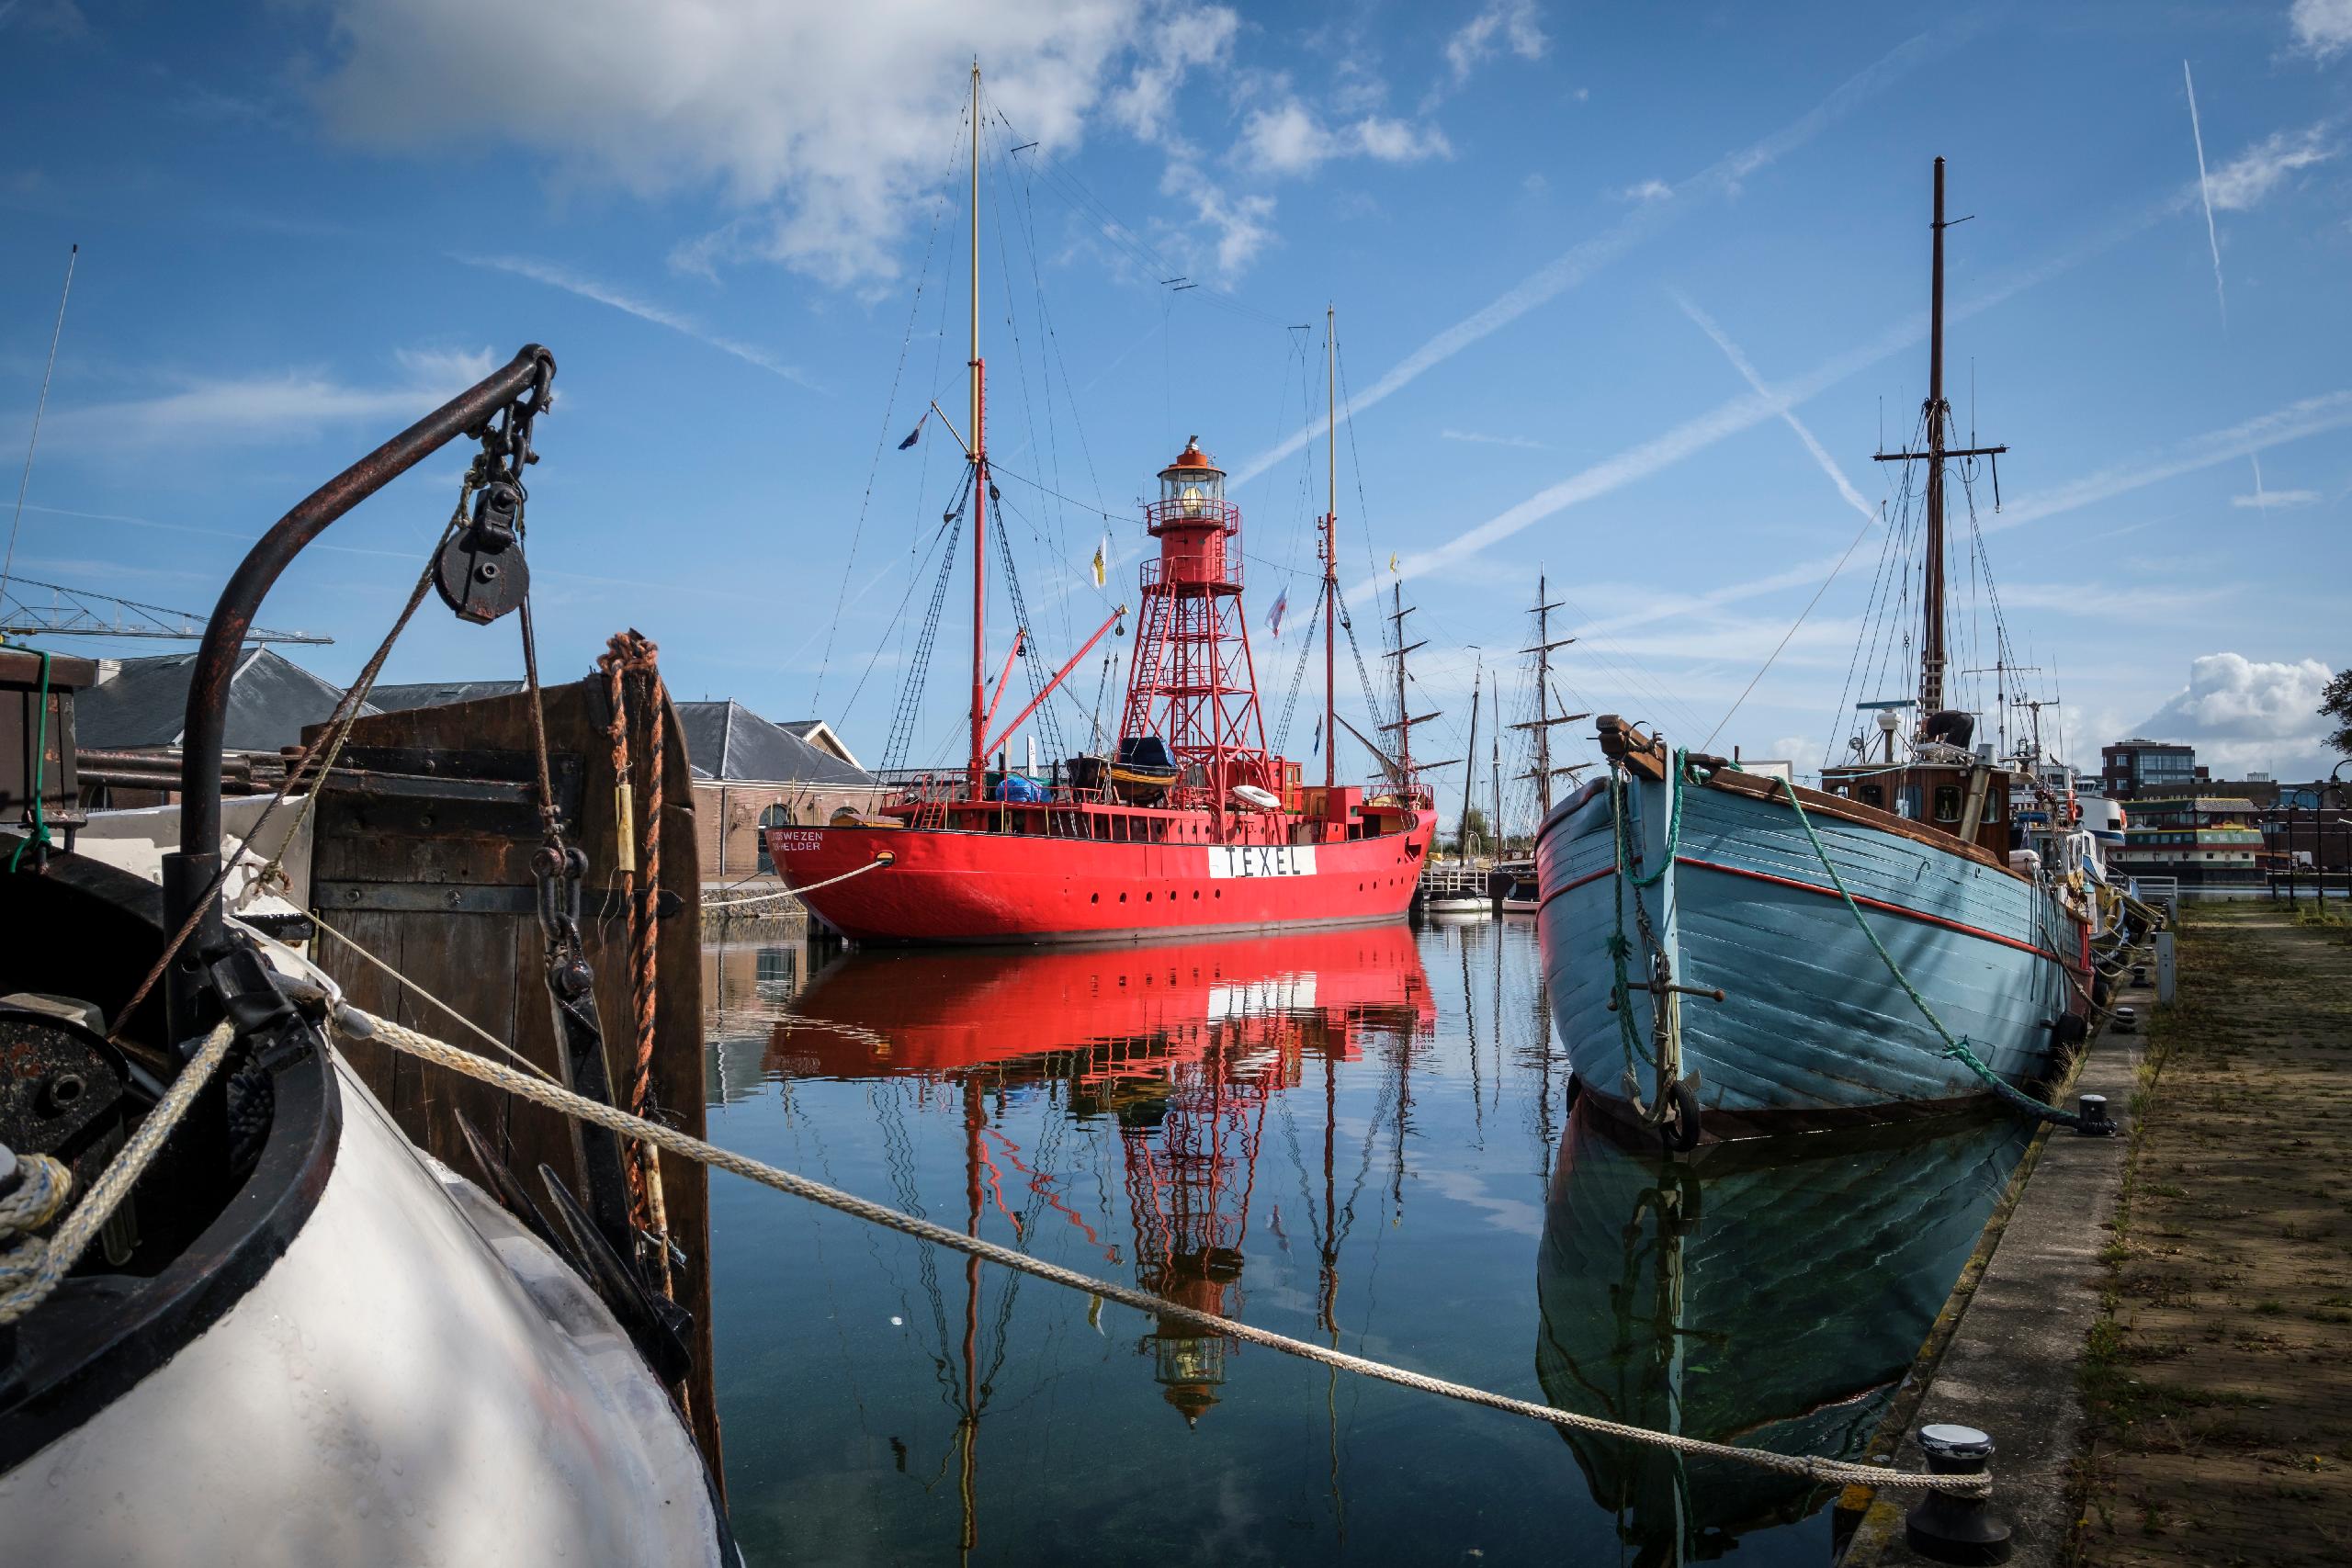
[305, 677, 719, 1472]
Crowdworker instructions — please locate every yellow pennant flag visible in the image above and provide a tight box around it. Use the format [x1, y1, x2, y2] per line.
[1387, 552, 1399, 574]
[1091, 534, 1109, 588]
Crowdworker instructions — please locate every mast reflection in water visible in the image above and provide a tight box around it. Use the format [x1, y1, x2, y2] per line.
[702, 920, 2030, 1565]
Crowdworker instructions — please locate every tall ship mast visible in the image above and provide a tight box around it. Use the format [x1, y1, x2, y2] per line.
[771, 68, 1435, 944]
[1511, 572, 1588, 815]
[1529, 157, 2117, 1145]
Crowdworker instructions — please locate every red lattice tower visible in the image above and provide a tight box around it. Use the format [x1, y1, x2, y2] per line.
[1118, 438, 1275, 803]
[1118, 1024, 1287, 1425]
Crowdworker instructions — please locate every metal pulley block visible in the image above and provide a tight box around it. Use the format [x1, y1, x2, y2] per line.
[434, 479, 531, 624]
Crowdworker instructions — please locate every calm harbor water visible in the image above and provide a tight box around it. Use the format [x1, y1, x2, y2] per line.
[700, 918, 2030, 1566]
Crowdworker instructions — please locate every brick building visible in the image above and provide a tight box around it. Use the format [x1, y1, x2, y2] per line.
[673, 701, 881, 886]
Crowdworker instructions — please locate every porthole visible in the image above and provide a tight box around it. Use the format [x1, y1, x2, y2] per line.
[1091, 892, 1100, 903]
[1146, 892, 1153, 902]
[1119, 892, 1127, 903]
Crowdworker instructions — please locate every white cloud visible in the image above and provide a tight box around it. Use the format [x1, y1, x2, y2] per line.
[2230, 488, 2321, 507]
[1995, 581, 2236, 619]
[1440, 428, 1548, 450]
[457, 254, 818, 388]
[2139, 654, 2335, 773]
[309, 1, 1216, 288]
[2290, 0, 2352, 62]
[2203, 124, 2340, 211]
[1443, 0, 1548, 85]
[1107, 6, 1238, 142]
[46, 346, 500, 447]
[390, 344, 496, 388]
[0, 2, 87, 39]
[1617, 178, 1672, 202]
[1161, 155, 1277, 275]
[1234, 99, 1450, 177]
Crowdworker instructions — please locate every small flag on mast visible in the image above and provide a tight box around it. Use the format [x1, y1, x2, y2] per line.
[898, 411, 928, 450]
[1311, 716, 1322, 755]
[1266, 586, 1288, 638]
[1387, 551, 1399, 574]
[1091, 534, 1110, 589]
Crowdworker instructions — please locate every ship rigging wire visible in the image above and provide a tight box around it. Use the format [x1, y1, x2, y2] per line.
[810, 125, 963, 713]
[2, 243, 77, 612]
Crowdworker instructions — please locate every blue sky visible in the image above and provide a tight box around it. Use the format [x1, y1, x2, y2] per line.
[4, 1, 2348, 827]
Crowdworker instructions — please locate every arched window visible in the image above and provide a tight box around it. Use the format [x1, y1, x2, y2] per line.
[755, 804, 792, 874]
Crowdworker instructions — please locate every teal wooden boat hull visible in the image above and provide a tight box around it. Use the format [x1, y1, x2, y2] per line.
[1536, 771, 2087, 1137]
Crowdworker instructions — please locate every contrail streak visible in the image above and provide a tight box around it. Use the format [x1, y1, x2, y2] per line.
[1987, 389, 2352, 534]
[457, 254, 822, 390]
[1671, 293, 1883, 747]
[1552, 389, 2351, 659]
[1226, 24, 1966, 489]
[2182, 60, 2228, 327]
[2182, 62, 2271, 513]
[1346, 187, 2184, 604]
[1673, 292, 1879, 523]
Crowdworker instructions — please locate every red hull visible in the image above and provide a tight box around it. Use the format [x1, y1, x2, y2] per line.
[768, 814, 1435, 944]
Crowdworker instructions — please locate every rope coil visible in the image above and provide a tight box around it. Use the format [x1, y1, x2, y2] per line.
[0, 1152, 71, 1235]
[327, 997, 1991, 1500]
[0, 1020, 238, 1326]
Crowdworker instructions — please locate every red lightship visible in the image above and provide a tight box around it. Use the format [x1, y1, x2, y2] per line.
[771, 67, 1434, 946]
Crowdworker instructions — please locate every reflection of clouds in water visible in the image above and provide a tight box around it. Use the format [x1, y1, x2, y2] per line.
[1415, 1167, 1547, 1237]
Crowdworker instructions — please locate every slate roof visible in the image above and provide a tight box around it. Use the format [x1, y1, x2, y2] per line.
[366, 680, 529, 712]
[674, 701, 872, 785]
[78, 648, 372, 752]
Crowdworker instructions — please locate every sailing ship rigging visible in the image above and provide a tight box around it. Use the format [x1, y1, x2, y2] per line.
[773, 65, 1436, 945]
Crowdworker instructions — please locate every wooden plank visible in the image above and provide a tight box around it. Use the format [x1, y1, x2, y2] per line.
[305, 673, 719, 1475]
[322, 908, 407, 1098]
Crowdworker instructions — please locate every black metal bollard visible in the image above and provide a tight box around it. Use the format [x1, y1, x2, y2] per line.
[1905, 1424, 2012, 1564]
[2075, 1093, 2111, 1136]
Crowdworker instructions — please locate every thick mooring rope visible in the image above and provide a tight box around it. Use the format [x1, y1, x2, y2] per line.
[703, 852, 896, 911]
[332, 998, 1988, 1499]
[1771, 776, 2108, 1134]
[0, 1020, 238, 1325]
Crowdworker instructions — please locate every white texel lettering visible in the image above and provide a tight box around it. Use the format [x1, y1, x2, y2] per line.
[1206, 845, 1318, 879]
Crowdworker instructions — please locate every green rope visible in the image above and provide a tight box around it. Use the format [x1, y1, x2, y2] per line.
[8, 649, 51, 874]
[1605, 770, 1655, 1075]
[1602, 748, 1687, 1080]
[1626, 748, 1686, 888]
[1770, 775, 2106, 1133]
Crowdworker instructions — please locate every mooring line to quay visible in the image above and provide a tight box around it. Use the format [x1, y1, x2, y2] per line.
[263, 969, 1994, 1503]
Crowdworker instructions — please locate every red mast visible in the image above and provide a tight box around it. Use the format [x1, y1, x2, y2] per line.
[1118, 438, 1273, 810]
